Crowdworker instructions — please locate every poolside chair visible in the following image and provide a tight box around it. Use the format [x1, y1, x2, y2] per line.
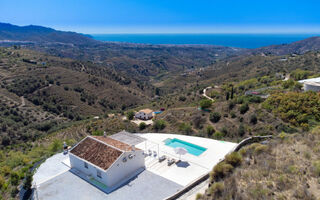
[148, 149, 152, 156]
[158, 155, 166, 162]
[143, 152, 148, 157]
[153, 150, 157, 157]
[167, 158, 176, 166]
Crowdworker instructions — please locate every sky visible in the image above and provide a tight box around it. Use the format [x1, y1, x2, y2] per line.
[1, 0, 320, 34]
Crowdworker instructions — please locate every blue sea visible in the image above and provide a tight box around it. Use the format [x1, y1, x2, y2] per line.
[91, 33, 319, 49]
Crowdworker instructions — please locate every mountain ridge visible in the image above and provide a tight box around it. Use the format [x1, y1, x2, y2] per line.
[0, 22, 99, 45]
[1, 22, 320, 55]
[252, 36, 320, 55]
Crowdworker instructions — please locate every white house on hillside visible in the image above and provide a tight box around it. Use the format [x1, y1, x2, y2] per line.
[69, 136, 145, 191]
[298, 77, 320, 92]
[135, 109, 153, 120]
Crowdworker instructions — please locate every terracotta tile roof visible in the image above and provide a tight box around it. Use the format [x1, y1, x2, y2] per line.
[93, 136, 133, 151]
[139, 109, 153, 114]
[70, 137, 122, 170]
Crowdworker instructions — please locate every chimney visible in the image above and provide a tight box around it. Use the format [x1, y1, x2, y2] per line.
[103, 131, 107, 138]
[131, 145, 135, 151]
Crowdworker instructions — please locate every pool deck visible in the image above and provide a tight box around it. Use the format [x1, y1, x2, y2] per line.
[135, 133, 237, 186]
[33, 133, 237, 200]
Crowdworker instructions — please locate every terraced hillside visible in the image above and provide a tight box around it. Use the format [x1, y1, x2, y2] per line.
[0, 47, 152, 118]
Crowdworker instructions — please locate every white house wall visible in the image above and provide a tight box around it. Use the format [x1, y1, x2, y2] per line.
[135, 112, 153, 120]
[69, 153, 108, 186]
[106, 150, 145, 187]
[304, 83, 320, 92]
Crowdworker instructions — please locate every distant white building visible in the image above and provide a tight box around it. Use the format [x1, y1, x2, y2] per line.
[135, 109, 153, 120]
[69, 136, 145, 191]
[298, 77, 320, 92]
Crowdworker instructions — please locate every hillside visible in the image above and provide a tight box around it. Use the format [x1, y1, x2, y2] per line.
[197, 130, 320, 200]
[252, 36, 320, 55]
[0, 22, 248, 84]
[0, 22, 98, 45]
[2, 23, 320, 87]
[0, 47, 153, 140]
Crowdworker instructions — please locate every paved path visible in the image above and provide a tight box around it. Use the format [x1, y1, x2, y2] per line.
[19, 96, 25, 107]
[177, 179, 210, 200]
[202, 86, 214, 101]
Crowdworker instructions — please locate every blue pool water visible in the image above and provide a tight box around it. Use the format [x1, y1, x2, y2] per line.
[164, 138, 207, 156]
[154, 111, 163, 114]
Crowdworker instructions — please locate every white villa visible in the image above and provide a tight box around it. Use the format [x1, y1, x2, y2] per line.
[32, 131, 238, 200]
[135, 109, 153, 120]
[298, 77, 320, 92]
[69, 135, 145, 190]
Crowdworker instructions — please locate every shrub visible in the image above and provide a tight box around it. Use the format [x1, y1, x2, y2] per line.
[248, 96, 263, 103]
[1, 166, 11, 176]
[208, 182, 224, 196]
[236, 96, 245, 104]
[287, 165, 298, 174]
[212, 131, 224, 139]
[211, 162, 234, 181]
[238, 124, 245, 136]
[230, 111, 236, 118]
[253, 144, 268, 154]
[210, 112, 221, 123]
[221, 127, 228, 135]
[126, 111, 135, 120]
[0, 175, 5, 189]
[313, 160, 320, 176]
[199, 99, 212, 109]
[11, 187, 19, 197]
[206, 125, 215, 136]
[278, 132, 287, 140]
[179, 123, 192, 134]
[179, 96, 186, 101]
[250, 114, 258, 124]
[239, 103, 249, 114]
[10, 172, 19, 186]
[311, 126, 320, 135]
[195, 193, 203, 200]
[225, 152, 242, 167]
[23, 172, 33, 190]
[139, 122, 146, 130]
[49, 139, 62, 153]
[153, 120, 166, 130]
[92, 130, 104, 136]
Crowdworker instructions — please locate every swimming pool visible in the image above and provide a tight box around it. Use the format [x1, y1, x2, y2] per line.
[164, 138, 207, 156]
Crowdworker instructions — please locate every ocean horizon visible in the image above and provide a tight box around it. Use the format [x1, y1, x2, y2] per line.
[91, 33, 319, 49]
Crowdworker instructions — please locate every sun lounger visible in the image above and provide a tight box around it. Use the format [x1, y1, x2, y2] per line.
[158, 155, 166, 162]
[167, 158, 176, 166]
[153, 150, 157, 157]
[148, 149, 152, 156]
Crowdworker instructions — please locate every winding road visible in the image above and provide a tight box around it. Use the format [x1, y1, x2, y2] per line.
[202, 86, 214, 101]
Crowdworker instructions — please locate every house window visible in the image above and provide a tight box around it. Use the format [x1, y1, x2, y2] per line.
[84, 162, 88, 169]
[97, 170, 102, 178]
